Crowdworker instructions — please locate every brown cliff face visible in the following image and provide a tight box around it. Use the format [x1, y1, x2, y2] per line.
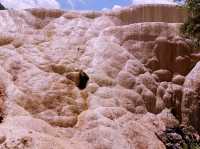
[108, 4, 187, 24]
[0, 4, 198, 149]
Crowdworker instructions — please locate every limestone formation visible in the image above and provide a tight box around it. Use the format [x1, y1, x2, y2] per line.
[153, 69, 173, 82]
[172, 75, 185, 85]
[182, 62, 200, 131]
[0, 4, 199, 149]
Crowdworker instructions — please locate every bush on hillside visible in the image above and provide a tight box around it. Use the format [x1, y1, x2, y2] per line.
[180, 0, 200, 48]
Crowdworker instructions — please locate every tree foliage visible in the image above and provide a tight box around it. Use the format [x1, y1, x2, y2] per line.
[181, 0, 200, 48]
[0, 3, 6, 10]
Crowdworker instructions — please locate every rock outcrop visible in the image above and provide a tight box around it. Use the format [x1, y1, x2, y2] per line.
[182, 62, 200, 132]
[156, 125, 200, 148]
[0, 4, 198, 149]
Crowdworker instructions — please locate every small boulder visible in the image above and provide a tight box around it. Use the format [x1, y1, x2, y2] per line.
[66, 70, 89, 90]
[78, 71, 89, 89]
[153, 69, 172, 82]
[117, 71, 136, 89]
[172, 75, 185, 85]
[175, 56, 191, 75]
[146, 57, 159, 71]
[135, 105, 147, 114]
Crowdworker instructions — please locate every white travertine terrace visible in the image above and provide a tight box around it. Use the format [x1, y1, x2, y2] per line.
[0, 4, 199, 149]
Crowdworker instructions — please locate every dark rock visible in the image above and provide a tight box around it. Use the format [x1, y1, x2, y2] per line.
[168, 133, 182, 142]
[0, 3, 6, 10]
[0, 115, 3, 123]
[171, 107, 179, 120]
[66, 70, 89, 90]
[156, 126, 200, 149]
[77, 70, 89, 90]
[175, 56, 191, 75]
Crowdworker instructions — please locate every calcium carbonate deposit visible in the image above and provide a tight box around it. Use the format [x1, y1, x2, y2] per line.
[0, 4, 199, 149]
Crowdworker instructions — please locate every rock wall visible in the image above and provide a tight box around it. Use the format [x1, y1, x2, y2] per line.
[108, 4, 187, 25]
[0, 4, 198, 149]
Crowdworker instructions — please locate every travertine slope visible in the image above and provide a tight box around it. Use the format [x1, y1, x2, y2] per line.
[0, 4, 198, 149]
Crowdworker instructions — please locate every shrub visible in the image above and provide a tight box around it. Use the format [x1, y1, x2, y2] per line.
[180, 0, 200, 48]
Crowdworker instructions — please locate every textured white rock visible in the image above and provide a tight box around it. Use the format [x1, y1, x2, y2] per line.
[182, 62, 200, 131]
[0, 4, 194, 149]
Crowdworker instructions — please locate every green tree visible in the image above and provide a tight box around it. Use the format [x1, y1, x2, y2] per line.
[181, 0, 200, 48]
